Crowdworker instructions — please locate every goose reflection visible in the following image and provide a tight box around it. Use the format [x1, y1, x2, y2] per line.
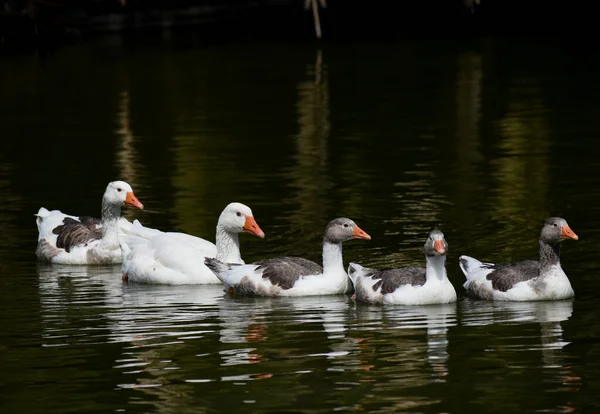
[37, 265, 225, 345]
[461, 299, 574, 379]
[353, 303, 457, 379]
[461, 299, 572, 328]
[217, 296, 273, 369]
[217, 295, 354, 367]
[37, 264, 124, 345]
[287, 295, 354, 357]
[38, 265, 232, 409]
[458, 299, 577, 411]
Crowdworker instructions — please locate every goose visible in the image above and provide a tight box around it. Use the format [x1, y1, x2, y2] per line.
[35, 181, 144, 265]
[459, 217, 579, 301]
[37, 197, 216, 254]
[348, 229, 457, 305]
[204, 217, 371, 297]
[120, 202, 264, 284]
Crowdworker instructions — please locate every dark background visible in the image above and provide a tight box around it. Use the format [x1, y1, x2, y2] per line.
[1, 0, 597, 53]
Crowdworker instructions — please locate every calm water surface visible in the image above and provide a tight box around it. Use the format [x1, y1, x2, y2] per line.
[1, 35, 600, 413]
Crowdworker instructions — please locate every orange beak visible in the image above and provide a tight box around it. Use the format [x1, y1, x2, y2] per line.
[561, 225, 578, 241]
[124, 191, 144, 209]
[243, 216, 265, 238]
[433, 239, 446, 254]
[352, 225, 371, 240]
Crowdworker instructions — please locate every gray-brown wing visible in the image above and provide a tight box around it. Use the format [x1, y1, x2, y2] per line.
[78, 216, 103, 231]
[255, 257, 323, 290]
[484, 260, 540, 292]
[368, 266, 427, 294]
[52, 217, 102, 252]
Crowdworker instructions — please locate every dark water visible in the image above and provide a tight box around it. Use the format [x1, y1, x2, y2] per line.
[1, 35, 600, 413]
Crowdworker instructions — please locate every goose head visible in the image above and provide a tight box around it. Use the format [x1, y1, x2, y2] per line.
[424, 229, 447, 257]
[541, 217, 578, 244]
[323, 217, 371, 244]
[104, 181, 144, 209]
[218, 202, 265, 238]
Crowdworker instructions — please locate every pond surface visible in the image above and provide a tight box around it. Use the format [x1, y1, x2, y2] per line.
[1, 35, 600, 413]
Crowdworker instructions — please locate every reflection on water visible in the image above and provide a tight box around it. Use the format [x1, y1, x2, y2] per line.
[354, 304, 455, 376]
[461, 297, 573, 325]
[1, 37, 600, 413]
[32, 259, 583, 413]
[116, 90, 137, 187]
[461, 299, 574, 362]
[454, 51, 484, 214]
[456, 52, 482, 156]
[283, 48, 332, 246]
[491, 76, 552, 255]
[0, 160, 20, 257]
[458, 298, 577, 413]
[462, 299, 575, 383]
[36, 263, 460, 412]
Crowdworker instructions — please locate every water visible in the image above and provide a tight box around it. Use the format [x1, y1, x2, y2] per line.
[1, 35, 600, 413]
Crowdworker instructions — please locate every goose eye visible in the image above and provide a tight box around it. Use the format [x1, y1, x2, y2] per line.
[117, 188, 122, 192]
[553, 223, 558, 227]
[236, 212, 242, 217]
[343, 224, 349, 228]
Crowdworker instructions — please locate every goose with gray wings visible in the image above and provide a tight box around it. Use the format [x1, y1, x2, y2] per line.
[35, 181, 144, 265]
[459, 217, 578, 301]
[205, 217, 371, 297]
[348, 229, 457, 305]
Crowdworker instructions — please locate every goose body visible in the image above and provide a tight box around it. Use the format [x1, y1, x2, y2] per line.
[349, 229, 457, 305]
[205, 218, 371, 297]
[459, 217, 578, 301]
[35, 181, 144, 265]
[36, 208, 133, 245]
[121, 202, 264, 285]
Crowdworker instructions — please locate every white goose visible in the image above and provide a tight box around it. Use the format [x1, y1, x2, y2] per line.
[204, 217, 371, 297]
[35, 181, 144, 265]
[459, 217, 579, 301]
[121, 202, 264, 285]
[348, 229, 457, 305]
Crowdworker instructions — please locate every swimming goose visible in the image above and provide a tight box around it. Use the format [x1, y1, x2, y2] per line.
[459, 217, 579, 301]
[121, 202, 264, 284]
[35, 181, 144, 265]
[348, 229, 457, 305]
[204, 217, 371, 297]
